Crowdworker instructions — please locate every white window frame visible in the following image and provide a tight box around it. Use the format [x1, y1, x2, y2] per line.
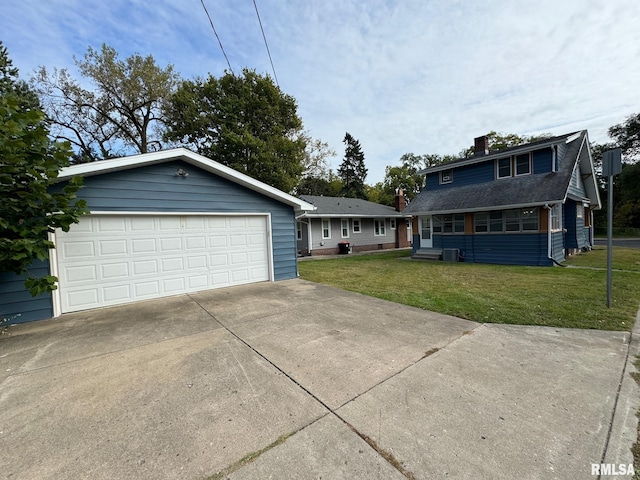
[341, 219, 349, 238]
[296, 221, 302, 240]
[352, 218, 361, 233]
[321, 218, 331, 239]
[496, 157, 512, 179]
[374, 219, 386, 236]
[390, 218, 397, 230]
[440, 169, 453, 184]
[550, 204, 562, 232]
[514, 153, 532, 176]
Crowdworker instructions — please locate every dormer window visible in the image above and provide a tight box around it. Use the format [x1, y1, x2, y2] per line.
[496, 153, 532, 179]
[515, 153, 531, 176]
[497, 157, 511, 178]
[440, 169, 453, 184]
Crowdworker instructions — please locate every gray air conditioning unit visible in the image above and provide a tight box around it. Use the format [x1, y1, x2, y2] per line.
[443, 248, 460, 262]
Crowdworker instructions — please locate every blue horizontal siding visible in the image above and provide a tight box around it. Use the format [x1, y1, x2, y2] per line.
[551, 232, 565, 263]
[432, 233, 551, 266]
[4, 160, 299, 323]
[64, 161, 298, 282]
[564, 202, 578, 249]
[532, 148, 553, 174]
[426, 147, 553, 191]
[0, 261, 53, 323]
[425, 161, 494, 191]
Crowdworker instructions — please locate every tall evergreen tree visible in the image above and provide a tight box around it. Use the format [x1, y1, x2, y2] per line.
[338, 132, 367, 199]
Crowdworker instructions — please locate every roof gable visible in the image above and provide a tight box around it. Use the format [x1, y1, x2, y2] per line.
[420, 131, 583, 174]
[57, 148, 315, 212]
[299, 195, 408, 217]
[405, 130, 601, 214]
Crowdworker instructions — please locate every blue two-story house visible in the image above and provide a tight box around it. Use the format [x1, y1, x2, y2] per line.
[404, 131, 601, 266]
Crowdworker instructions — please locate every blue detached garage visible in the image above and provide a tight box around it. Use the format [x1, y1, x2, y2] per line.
[0, 148, 315, 323]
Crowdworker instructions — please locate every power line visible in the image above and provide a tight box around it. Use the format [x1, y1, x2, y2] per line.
[252, 0, 279, 87]
[200, 0, 234, 74]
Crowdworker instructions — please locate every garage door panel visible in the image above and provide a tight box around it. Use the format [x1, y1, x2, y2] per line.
[209, 235, 227, 247]
[103, 285, 130, 302]
[63, 241, 94, 258]
[57, 215, 270, 313]
[185, 236, 206, 250]
[100, 239, 127, 255]
[161, 257, 184, 272]
[130, 217, 155, 231]
[159, 237, 182, 251]
[97, 217, 127, 232]
[132, 259, 158, 275]
[163, 277, 186, 293]
[135, 282, 160, 297]
[131, 238, 156, 253]
[101, 263, 129, 279]
[64, 265, 97, 283]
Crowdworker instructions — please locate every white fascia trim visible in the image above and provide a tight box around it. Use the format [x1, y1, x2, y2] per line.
[82, 210, 271, 216]
[421, 132, 584, 175]
[407, 201, 565, 216]
[57, 148, 316, 213]
[300, 213, 411, 219]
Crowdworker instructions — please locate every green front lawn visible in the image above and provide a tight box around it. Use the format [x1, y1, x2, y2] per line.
[298, 249, 640, 331]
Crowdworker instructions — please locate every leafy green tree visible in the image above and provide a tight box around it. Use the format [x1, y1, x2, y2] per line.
[32, 44, 180, 162]
[0, 43, 87, 295]
[460, 131, 552, 157]
[608, 113, 640, 161]
[300, 132, 336, 179]
[164, 68, 305, 192]
[338, 132, 368, 199]
[296, 171, 343, 196]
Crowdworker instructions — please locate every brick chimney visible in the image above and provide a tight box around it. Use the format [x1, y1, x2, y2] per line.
[474, 135, 489, 156]
[394, 188, 406, 212]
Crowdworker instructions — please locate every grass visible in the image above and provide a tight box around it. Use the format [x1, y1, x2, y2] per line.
[298, 248, 640, 331]
[564, 246, 640, 272]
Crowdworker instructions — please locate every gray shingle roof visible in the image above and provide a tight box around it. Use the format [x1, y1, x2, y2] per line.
[405, 131, 586, 215]
[299, 195, 407, 217]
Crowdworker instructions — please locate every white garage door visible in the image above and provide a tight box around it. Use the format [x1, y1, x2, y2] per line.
[55, 214, 271, 313]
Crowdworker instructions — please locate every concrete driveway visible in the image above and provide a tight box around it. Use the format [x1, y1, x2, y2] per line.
[1, 279, 638, 479]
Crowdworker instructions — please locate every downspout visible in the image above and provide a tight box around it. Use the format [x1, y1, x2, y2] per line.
[307, 219, 312, 255]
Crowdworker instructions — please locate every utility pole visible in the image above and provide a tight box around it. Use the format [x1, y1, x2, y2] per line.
[602, 149, 622, 308]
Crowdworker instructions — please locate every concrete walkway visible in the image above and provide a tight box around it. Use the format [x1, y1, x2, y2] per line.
[1, 279, 637, 479]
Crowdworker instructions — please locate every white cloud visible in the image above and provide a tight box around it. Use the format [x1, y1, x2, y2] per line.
[2, 0, 639, 183]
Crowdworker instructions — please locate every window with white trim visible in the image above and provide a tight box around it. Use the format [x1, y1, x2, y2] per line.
[390, 218, 397, 229]
[440, 169, 453, 184]
[321, 219, 331, 239]
[515, 153, 531, 176]
[374, 219, 386, 236]
[432, 214, 464, 234]
[341, 219, 349, 238]
[497, 157, 511, 178]
[474, 208, 540, 233]
[296, 221, 302, 240]
[550, 204, 562, 231]
[353, 218, 361, 233]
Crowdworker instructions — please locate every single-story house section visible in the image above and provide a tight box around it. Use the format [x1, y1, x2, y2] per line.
[0, 148, 315, 323]
[404, 131, 601, 266]
[296, 192, 412, 255]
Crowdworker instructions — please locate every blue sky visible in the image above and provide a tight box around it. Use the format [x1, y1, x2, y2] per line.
[2, 0, 639, 183]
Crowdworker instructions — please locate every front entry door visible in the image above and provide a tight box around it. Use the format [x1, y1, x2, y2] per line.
[420, 215, 432, 248]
